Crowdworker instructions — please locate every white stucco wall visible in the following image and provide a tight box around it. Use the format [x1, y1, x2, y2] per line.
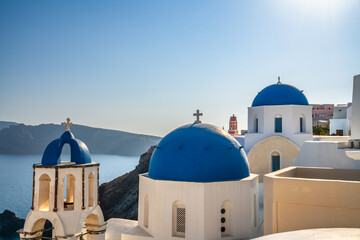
[21, 164, 105, 240]
[295, 141, 360, 169]
[347, 104, 352, 136]
[329, 119, 348, 136]
[245, 105, 313, 151]
[134, 174, 259, 240]
[351, 74, 360, 139]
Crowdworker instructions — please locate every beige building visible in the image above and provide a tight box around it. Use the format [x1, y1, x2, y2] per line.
[263, 167, 360, 235]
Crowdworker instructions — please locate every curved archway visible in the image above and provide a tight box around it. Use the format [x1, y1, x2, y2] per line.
[248, 136, 299, 181]
[83, 213, 107, 240]
[24, 217, 65, 239]
[38, 174, 50, 211]
[172, 200, 186, 237]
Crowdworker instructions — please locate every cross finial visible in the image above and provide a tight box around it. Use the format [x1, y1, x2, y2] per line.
[193, 109, 203, 124]
[277, 76, 281, 84]
[62, 118, 73, 131]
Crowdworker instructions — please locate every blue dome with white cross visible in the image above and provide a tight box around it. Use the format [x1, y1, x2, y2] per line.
[148, 122, 250, 182]
[41, 119, 91, 166]
[252, 81, 309, 107]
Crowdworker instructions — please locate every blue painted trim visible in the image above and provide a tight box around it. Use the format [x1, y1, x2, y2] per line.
[41, 131, 91, 166]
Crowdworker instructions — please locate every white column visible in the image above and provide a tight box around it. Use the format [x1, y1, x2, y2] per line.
[351, 74, 360, 139]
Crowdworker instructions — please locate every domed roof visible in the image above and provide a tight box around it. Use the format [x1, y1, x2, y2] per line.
[252, 82, 309, 107]
[41, 130, 91, 166]
[148, 123, 250, 182]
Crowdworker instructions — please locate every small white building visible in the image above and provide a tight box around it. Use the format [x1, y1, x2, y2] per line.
[245, 78, 313, 180]
[107, 121, 259, 240]
[18, 120, 106, 240]
[296, 74, 360, 168]
[329, 103, 352, 136]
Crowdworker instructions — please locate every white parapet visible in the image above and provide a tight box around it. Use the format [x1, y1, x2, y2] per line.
[345, 151, 360, 160]
[351, 74, 360, 139]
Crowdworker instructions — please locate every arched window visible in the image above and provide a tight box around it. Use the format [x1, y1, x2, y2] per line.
[172, 201, 185, 237]
[39, 174, 50, 211]
[88, 172, 94, 207]
[271, 151, 280, 172]
[300, 115, 305, 133]
[221, 200, 233, 238]
[144, 194, 149, 228]
[254, 115, 258, 133]
[64, 174, 75, 210]
[275, 114, 282, 133]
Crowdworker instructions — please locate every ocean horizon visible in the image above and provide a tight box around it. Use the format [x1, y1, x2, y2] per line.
[0, 154, 140, 240]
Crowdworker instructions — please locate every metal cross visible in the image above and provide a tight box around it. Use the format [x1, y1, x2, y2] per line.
[193, 110, 203, 123]
[278, 76, 281, 84]
[62, 118, 73, 131]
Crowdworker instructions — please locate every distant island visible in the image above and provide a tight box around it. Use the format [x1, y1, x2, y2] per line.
[0, 121, 161, 156]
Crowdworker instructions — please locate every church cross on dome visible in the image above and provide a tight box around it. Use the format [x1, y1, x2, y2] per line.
[277, 76, 281, 84]
[62, 117, 73, 131]
[193, 109, 203, 123]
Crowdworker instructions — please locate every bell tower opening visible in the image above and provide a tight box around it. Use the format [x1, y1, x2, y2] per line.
[38, 174, 51, 211]
[64, 174, 75, 210]
[88, 172, 94, 207]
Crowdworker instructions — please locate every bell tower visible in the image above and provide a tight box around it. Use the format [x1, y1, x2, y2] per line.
[18, 119, 106, 240]
[228, 114, 239, 136]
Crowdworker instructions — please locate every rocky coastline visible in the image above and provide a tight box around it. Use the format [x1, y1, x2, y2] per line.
[0, 210, 24, 237]
[99, 146, 155, 220]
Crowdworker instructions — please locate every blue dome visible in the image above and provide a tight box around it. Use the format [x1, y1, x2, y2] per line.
[148, 123, 250, 182]
[252, 83, 309, 107]
[41, 131, 91, 166]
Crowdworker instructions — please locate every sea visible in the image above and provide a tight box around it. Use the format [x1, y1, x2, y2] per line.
[0, 154, 140, 240]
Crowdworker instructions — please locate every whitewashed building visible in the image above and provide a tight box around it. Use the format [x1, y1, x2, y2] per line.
[329, 103, 352, 136]
[296, 74, 360, 168]
[244, 78, 313, 181]
[107, 119, 259, 240]
[18, 119, 106, 240]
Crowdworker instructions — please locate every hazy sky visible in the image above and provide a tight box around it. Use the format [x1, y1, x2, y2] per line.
[1, 0, 359, 136]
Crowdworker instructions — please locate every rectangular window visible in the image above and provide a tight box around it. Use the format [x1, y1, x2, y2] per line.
[272, 156, 280, 171]
[255, 118, 258, 133]
[176, 207, 186, 234]
[300, 118, 303, 133]
[275, 118, 282, 133]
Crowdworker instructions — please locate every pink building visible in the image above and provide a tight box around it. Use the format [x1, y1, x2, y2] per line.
[311, 104, 334, 123]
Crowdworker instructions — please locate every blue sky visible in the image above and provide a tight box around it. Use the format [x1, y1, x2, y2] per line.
[0, 0, 359, 136]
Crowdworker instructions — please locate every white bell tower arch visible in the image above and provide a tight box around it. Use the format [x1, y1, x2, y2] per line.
[18, 119, 106, 240]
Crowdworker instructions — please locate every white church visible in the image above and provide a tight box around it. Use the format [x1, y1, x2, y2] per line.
[18, 74, 360, 240]
[19, 116, 260, 240]
[244, 77, 313, 181]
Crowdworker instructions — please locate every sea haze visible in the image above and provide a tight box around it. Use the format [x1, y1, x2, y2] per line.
[0, 154, 139, 219]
